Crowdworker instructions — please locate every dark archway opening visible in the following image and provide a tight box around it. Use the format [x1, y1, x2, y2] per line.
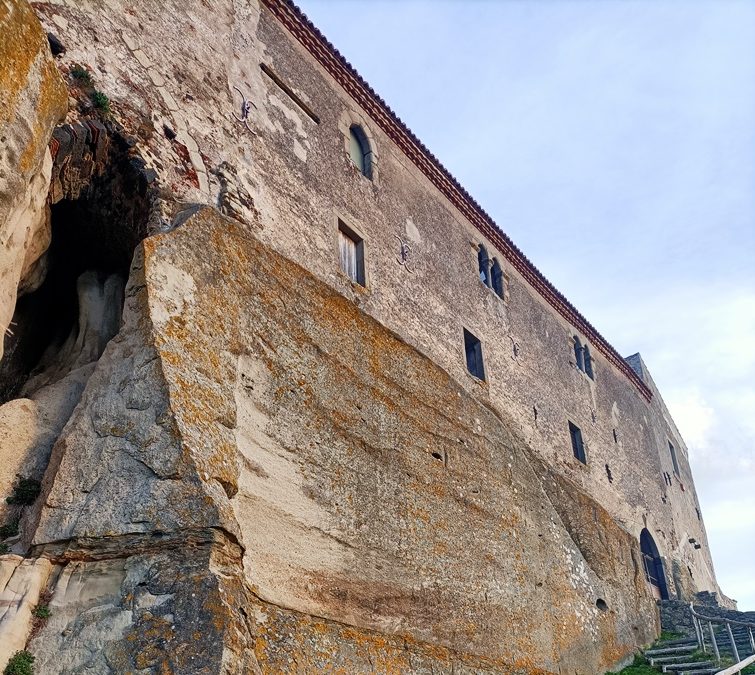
[640, 528, 669, 600]
[0, 129, 153, 403]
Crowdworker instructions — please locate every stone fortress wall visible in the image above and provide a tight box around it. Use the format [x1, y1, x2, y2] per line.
[0, 0, 732, 672]
[241, 0, 721, 602]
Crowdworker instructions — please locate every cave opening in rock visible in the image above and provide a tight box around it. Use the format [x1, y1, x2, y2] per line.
[0, 130, 154, 403]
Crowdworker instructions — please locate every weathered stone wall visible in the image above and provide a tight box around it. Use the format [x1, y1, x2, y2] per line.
[0, 0, 729, 671]
[24, 207, 655, 673]
[659, 599, 755, 634]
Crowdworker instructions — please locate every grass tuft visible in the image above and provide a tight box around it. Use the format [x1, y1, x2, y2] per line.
[91, 90, 111, 113]
[4, 651, 34, 675]
[70, 64, 93, 86]
[6, 478, 40, 506]
[33, 604, 51, 619]
[605, 653, 657, 675]
[0, 518, 19, 538]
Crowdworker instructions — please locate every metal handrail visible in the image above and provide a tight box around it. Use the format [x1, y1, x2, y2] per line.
[689, 603, 755, 674]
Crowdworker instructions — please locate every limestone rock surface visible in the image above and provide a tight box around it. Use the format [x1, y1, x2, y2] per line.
[21, 207, 655, 673]
[0, 555, 52, 666]
[0, 0, 67, 359]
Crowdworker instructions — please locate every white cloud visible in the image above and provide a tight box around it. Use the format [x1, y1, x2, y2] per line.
[665, 387, 716, 454]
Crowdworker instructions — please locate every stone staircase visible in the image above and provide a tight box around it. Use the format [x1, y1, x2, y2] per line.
[642, 609, 755, 675]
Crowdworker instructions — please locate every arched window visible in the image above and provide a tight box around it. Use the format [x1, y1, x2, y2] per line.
[491, 258, 504, 298]
[573, 336, 584, 371]
[478, 244, 490, 286]
[583, 345, 594, 379]
[348, 124, 372, 178]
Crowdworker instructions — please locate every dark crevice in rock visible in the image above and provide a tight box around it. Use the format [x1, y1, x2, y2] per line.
[30, 527, 243, 564]
[0, 124, 158, 403]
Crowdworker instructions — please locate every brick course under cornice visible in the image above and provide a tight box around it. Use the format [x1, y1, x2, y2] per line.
[261, 0, 653, 402]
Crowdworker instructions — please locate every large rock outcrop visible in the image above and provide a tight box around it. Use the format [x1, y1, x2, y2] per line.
[17, 207, 654, 673]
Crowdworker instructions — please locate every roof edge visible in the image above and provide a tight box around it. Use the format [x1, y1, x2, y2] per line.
[261, 0, 653, 403]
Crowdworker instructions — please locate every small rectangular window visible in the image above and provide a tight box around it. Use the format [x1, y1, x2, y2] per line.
[338, 220, 365, 286]
[668, 441, 680, 476]
[463, 329, 485, 381]
[569, 421, 586, 464]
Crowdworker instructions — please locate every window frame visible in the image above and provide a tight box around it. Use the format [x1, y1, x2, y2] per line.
[348, 124, 373, 179]
[339, 111, 380, 184]
[573, 336, 585, 372]
[491, 258, 504, 298]
[569, 421, 587, 464]
[583, 344, 594, 379]
[337, 219, 366, 286]
[668, 440, 680, 477]
[463, 328, 486, 381]
[478, 244, 491, 287]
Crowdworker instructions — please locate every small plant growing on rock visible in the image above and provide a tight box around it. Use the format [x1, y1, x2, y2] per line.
[70, 64, 93, 85]
[91, 90, 111, 113]
[0, 518, 19, 538]
[0, 543, 9, 555]
[6, 478, 41, 505]
[33, 604, 51, 619]
[29, 590, 53, 640]
[3, 651, 34, 675]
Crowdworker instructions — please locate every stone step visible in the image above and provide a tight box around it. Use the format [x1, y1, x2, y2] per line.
[645, 645, 698, 657]
[663, 636, 701, 647]
[650, 654, 703, 665]
[662, 663, 714, 673]
[677, 670, 718, 675]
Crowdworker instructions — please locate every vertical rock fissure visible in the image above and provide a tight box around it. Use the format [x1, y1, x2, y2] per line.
[0, 126, 156, 535]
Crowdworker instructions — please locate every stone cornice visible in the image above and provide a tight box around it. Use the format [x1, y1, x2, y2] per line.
[261, 0, 653, 402]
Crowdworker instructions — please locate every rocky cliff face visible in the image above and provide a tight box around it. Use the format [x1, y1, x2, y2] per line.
[0, 1, 663, 673]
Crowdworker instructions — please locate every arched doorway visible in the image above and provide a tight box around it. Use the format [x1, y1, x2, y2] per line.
[640, 528, 669, 600]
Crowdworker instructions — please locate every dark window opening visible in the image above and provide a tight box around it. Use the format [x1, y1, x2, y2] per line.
[668, 441, 680, 476]
[491, 258, 504, 298]
[695, 507, 701, 521]
[348, 124, 372, 178]
[431, 451, 443, 462]
[605, 463, 613, 483]
[583, 345, 594, 379]
[338, 220, 365, 286]
[463, 328, 485, 381]
[569, 421, 586, 464]
[612, 428, 618, 443]
[573, 336, 584, 371]
[533, 404, 538, 424]
[596, 598, 608, 612]
[477, 244, 490, 287]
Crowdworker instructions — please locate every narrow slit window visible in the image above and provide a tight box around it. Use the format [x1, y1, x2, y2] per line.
[583, 345, 594, 379]
[478, 245, 490, 286]
[463, 328, 485, 381]
[668, 441, 680, 476]
[338, 220, 365, 286]
[569, 421, 586, 464]
[348, 125, 372, 178]
[573, 336, 584, 372]
[491, 258, 504, 298]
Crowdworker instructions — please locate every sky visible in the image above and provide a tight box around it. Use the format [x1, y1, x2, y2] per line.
[297, 0, 755, 610]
